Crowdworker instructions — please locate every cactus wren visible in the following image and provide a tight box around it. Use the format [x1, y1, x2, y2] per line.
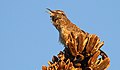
[47, 8, 86, 47]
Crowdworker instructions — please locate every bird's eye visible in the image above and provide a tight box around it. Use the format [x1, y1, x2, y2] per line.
[56, 14, 61, 18]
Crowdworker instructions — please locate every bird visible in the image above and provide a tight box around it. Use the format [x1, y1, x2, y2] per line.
[47, 8, 86, 48]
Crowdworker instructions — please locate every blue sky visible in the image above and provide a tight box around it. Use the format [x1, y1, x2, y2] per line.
[0, 0, 120, 70]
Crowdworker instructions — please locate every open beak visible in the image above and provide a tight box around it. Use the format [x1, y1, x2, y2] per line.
[46, 8, 53, 13]
[46, 8, 54, 16]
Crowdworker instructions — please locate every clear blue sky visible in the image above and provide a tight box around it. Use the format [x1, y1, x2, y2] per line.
[0, 0, 120, 70]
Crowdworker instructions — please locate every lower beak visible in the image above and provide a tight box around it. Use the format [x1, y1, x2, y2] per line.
[46, 8, 54, 16]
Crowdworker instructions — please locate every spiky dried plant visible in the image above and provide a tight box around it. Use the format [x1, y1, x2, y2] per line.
[42, 8, 110, 70]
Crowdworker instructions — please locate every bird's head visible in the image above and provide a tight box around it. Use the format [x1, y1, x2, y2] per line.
[47, 8, 67, 23]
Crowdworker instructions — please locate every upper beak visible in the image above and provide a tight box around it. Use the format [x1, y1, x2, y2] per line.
[46, 8, 54, 16]
[46, 8, 53, 12]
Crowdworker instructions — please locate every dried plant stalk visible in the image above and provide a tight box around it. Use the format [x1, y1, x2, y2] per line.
[42, 33, 110, 70]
